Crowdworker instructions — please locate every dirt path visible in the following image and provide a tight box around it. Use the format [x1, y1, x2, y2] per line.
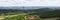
[0, 16, 6, 20]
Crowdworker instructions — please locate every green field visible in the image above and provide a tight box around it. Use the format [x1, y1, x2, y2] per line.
[40, 18, 58, 20]
[0, 12, 58, 20]
[0, 13, 58, 20]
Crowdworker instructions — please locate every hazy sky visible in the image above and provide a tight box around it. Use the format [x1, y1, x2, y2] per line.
[0, 0, 60, 7]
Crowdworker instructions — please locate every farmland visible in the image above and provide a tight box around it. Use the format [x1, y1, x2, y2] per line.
[0, 8, 60, 20]
[0, 13, 58, 20]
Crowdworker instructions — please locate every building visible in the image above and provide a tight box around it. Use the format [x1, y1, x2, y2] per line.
[27, 15, 40, 20]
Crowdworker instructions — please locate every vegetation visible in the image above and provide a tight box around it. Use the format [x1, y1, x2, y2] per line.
[0, 8, 60, 20]
[29, 8, 60, 18]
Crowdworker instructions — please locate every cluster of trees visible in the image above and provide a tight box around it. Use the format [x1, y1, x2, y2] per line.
[0, 8, 60, 18]
[0, 9, 25, 15]
[29, 8, 60, 18]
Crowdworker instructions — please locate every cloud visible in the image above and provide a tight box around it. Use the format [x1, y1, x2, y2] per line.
[48, 0, 60, 6]
[0, 0, 48, 6]
[0, 0, 60, 6]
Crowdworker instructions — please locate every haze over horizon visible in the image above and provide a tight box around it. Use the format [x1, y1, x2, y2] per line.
[0, 6, 60, 9]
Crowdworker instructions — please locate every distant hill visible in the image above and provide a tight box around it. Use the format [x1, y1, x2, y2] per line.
[0, 6, 60, 13]
[0, 8, 55, 13]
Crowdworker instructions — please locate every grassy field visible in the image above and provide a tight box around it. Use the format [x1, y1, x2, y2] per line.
[0, 13, 58, 20]
[0, 13, 26, 20]
[40, 18, 57, 20]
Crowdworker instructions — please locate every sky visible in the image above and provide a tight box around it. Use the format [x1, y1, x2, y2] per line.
[0, 0, 60, 7]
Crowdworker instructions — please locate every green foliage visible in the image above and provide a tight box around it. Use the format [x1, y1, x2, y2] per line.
[0, 8, 60, 20]
[5, 15, 26, 20]
[29, 8, 60, 18]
